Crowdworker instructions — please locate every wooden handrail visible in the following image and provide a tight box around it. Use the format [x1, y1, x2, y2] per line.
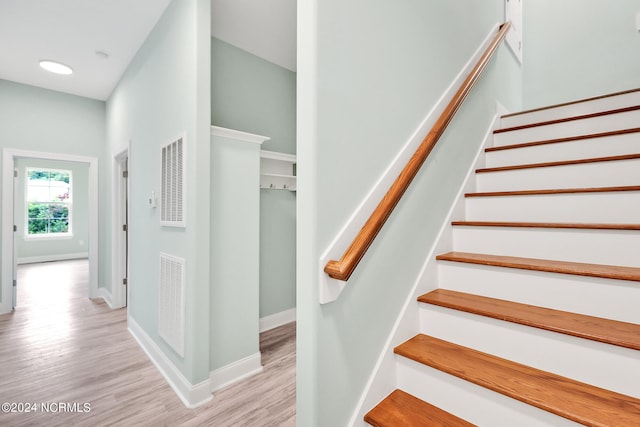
[324, 22, 511, 281]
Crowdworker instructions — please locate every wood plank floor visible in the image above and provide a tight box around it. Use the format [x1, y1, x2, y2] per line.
[0, 260, 296, 426]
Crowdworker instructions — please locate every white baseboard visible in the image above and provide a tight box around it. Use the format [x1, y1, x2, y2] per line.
[98, 287, 114, 308]
[128, 315, 212, 408]
[17, 252, 88, 265]
[259, 308, 296, 333]
[209, 352, 263, 393]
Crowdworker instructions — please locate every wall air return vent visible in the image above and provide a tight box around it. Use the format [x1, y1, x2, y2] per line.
[158, 253, 186, 357]
[161, 135, 186, 227]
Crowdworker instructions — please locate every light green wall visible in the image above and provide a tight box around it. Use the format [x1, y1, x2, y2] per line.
[210, 135, 261, 369]
[523, 0, 640, 108]
[211, 38, 297, 319]
[259, 190, 296, 317]
[0, 81, 105, 158]
[297, 1, 522, 425]
[105, 0, 211, 384]
[212, 38, 296, 154]
[16, 158, 89, 261]
[0, 80, 105, 305]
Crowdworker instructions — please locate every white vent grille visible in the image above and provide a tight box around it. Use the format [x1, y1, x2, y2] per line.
[161, 136, 185, 227]
[158, 253, 186, 357]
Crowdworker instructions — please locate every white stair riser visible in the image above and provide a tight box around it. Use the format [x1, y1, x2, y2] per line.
[437, 262, 640, 323]
[485, 132, 640, 168]
[452, 227, 640, 267]
[375, 94, 640, 425]
[494, 109, 640, 147]
[476, 158, 640, 192]
[500, 92, 640, 128]
[396, 357, 581, 427]
[418, 306, 640, 398]
[465, 191, 640, 223]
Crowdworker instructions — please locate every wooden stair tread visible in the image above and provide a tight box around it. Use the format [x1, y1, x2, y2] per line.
[465, 185, 640, 198]
[364, 389, 476, 427]
[435, 251, 640, 282]
[494, 105, 640, 134]
[501, 88, 640, 119]
[486, 127, 640, 153]
[419, 289, 640, 350]
[451, 221, 640, 231]
[476, 153, 640, 173]
[373, 90, 640, 425]
[395, 335, 640, 426]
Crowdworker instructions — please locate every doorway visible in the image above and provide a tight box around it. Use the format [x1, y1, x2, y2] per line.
[112, 150, 129, 308]
[1, 148, 98, 313]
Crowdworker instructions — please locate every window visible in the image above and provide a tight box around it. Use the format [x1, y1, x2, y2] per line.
[26, 168, 72, 237]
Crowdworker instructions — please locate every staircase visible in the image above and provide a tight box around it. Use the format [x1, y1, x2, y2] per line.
[364, 89, 640, 426]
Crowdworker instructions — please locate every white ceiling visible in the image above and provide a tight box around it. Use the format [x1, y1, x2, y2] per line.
[0, 0, 173, 101]
[0, 0, 296, 102]
[211, 0, 297, 72]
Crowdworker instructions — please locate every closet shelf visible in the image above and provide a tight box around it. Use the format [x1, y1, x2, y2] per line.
[262, 172, 296, 179]
[260, 150, 296, 191]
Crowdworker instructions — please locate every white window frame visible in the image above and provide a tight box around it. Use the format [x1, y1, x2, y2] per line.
[24, 167, 73, 239]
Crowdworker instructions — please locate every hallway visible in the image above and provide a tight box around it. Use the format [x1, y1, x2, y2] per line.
[0, 260, 295, 426]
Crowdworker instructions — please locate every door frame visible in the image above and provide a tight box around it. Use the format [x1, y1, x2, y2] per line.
[112, 148, 129, 308]
[1, 148, 99, 313]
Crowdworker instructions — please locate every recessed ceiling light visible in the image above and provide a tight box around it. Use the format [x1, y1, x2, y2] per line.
[39, 60, 73, 75]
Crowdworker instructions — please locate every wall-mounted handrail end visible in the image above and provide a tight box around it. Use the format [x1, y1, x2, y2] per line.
[320, 258, 349, 304]
[324, 260, 349, 282]
[499, 21, 511, 31]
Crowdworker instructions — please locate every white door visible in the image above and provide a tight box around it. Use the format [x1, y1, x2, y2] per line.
[12, 167, 17, 309]
[123, 157, 129, 307]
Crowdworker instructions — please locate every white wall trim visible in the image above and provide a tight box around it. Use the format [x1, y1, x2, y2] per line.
[260, 149, 296, 163]
[17, 252, 88, 265]
[209, 352, 263, 393]
[111, 146, 129, 309]
[99, 286, 114, 309]
[210, 126, 270, 145]
[1, 148, 98, 314]
[505, 0, 523, 64]
[128, 315, 213, 408]
[259, 308, 296, 332]
[346, 111, 503, 426]
[318, 23, 502, 304]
